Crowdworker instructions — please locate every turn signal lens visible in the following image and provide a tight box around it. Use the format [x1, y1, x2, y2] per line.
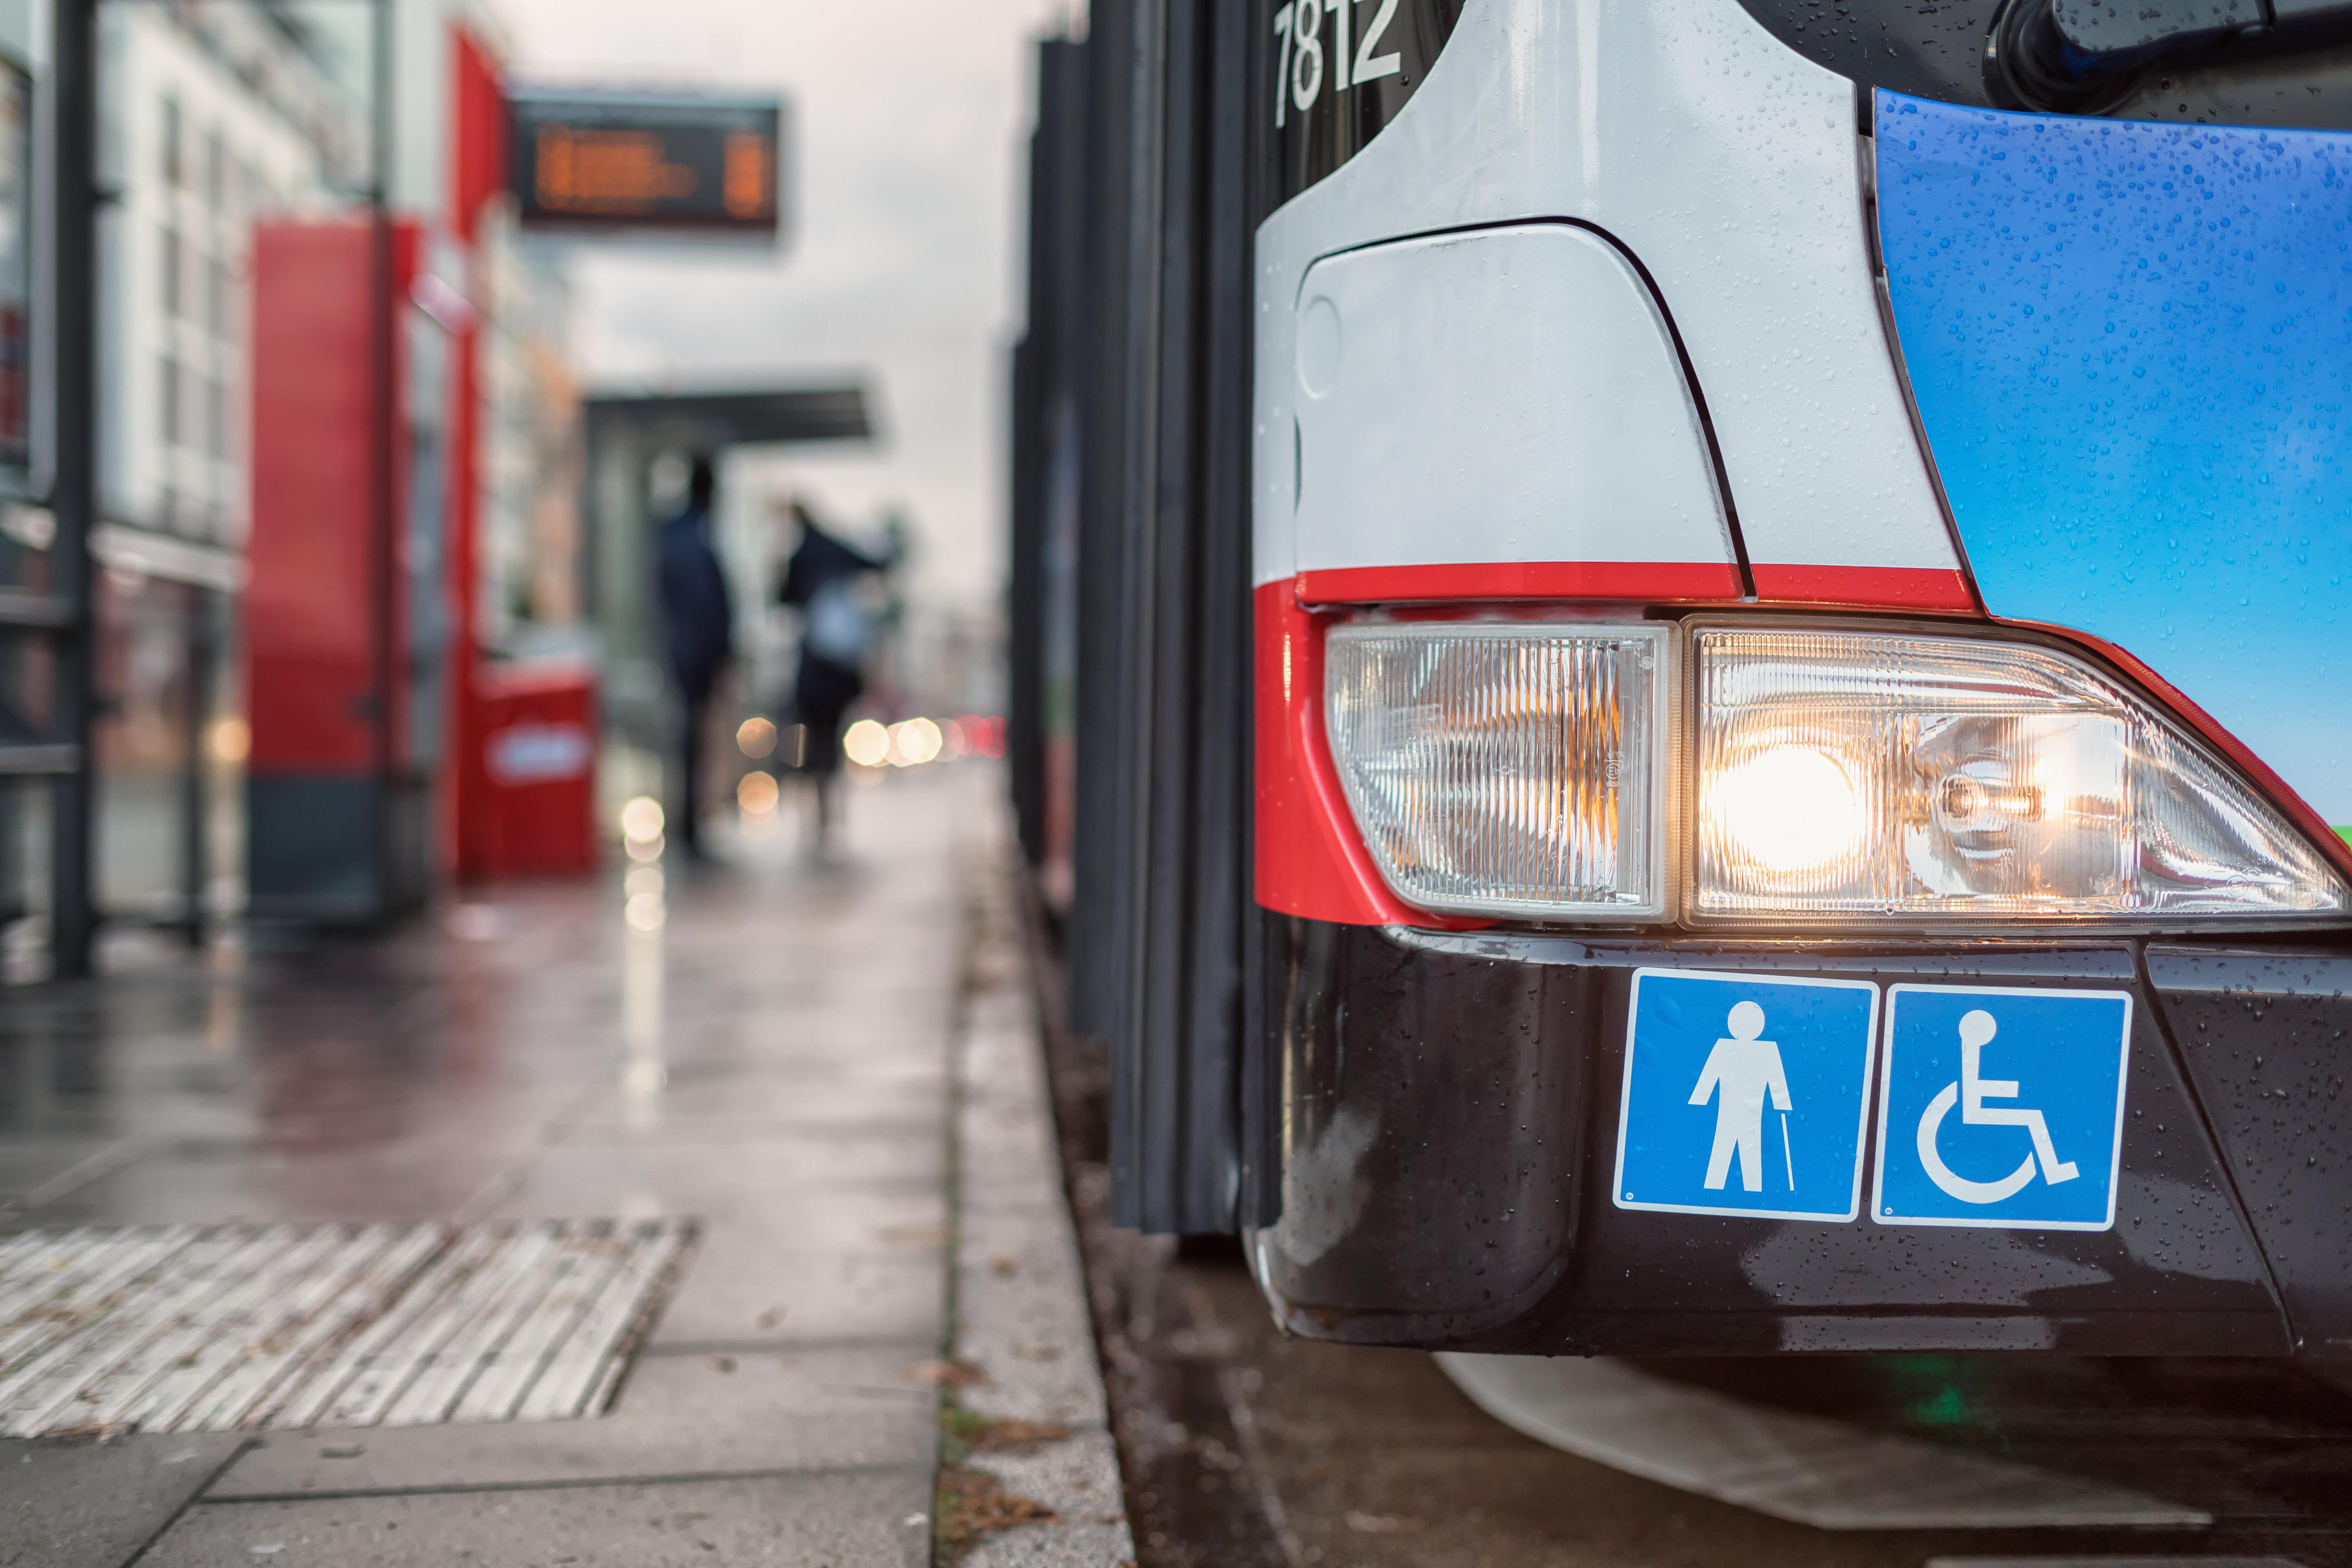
[1693, 625, 2348, 923]
[1325, 622, 1671, 919]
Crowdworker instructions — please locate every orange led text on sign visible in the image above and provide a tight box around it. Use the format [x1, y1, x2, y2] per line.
[534, 125, 696, 214]
[722, 131, 771, 218]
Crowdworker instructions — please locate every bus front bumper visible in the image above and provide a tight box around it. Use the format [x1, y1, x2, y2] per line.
[1249, 918, 2352, 1358]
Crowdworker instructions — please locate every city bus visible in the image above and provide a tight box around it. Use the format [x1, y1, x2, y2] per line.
[1008, 0, 2352, 1363]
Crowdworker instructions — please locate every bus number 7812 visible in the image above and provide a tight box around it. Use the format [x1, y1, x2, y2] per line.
[1273, 0, 1402, 126]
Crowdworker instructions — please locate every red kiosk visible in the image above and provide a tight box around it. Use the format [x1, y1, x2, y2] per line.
[246, 29, 791, 909]
[246, 216, 456, 918]
[446, 27, 599, 882]
[244, 27, 591, 913]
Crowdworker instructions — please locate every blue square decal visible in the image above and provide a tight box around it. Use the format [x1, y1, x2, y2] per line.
[1613, 969, 1880, 1223]
[1873, 985, 2133, 1232]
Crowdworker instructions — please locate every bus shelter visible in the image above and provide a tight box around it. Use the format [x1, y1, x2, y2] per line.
[580, 383, 873, 825]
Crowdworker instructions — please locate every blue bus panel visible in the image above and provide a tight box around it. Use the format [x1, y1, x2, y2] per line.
[1876, 90, 2352, 838]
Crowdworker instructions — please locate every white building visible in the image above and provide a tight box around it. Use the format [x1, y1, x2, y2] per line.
[475, 198, 582, 655]
[80, 0, 579, 921]
[98, 1, 356, 549]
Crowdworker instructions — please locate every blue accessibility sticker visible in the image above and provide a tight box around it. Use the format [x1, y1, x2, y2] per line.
[1613, 969, 1880, 1223]
[1873, 985, 2132, 1232]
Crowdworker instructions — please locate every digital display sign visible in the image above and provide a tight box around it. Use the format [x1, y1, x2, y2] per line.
[508, 91, 784, 239]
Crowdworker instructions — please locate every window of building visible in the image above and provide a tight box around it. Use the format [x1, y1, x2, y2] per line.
[0, 52, 32, 469]
[161, 94, 181, 188]
[207, 376, 226, 460]
[161, 354, 180, 448]
[205, 252, 223, 337]
[203, 127, 223, 211]
[160, 225, 180, 319]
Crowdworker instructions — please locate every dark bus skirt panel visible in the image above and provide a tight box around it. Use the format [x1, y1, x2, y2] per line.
[1250, 918, 2345, 1360]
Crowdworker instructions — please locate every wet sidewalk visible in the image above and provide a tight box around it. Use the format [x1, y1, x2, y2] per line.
[0, 765, 1127, 1567]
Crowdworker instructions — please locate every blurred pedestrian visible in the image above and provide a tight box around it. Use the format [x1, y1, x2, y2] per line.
[780, 498, 897, 853]
[658, 456, 733, 860]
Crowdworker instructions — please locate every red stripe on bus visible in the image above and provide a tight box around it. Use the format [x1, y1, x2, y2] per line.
[1750, 564, 1977, 610]
[1253, 581, 1486, 928]
[1294, 560, 1741, 605]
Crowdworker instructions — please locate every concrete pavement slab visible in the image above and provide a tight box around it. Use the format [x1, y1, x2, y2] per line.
[939, 833, 1132, 1566]
[206, 1345, 940, 1497]
[647, 1238, 946, 1349]
[0, 1138, 125, 1205]
[33, 1142, 517, 1227]
[960, 1436, 1131, 1568]
[0, 1434, 247, 1568]
[145, 1467, 934, 1568]
[575, 1073, 947, 1125]
[952, 1207, 1107, 1432]
[489, 1136, 946, 1202]
[488, 1167, 946, 1238]
[584, 1056, 949, 1095]
[634, 999, 951, 1042]
[548, 1117, 944, 1149]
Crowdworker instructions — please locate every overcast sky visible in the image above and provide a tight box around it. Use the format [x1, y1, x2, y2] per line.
[490, 0, 1079, 613]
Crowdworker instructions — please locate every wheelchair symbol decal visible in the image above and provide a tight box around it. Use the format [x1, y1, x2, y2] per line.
[1916, 1009, 2078, 1204]
[1874, 985, 2132, 1232]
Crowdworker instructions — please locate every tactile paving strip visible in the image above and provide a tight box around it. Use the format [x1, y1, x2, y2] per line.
[0, 1218, 693, 1437]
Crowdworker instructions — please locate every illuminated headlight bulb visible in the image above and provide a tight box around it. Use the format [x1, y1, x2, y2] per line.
[1705, 744, 1867, 880]
[1934, 758, 2047, 842]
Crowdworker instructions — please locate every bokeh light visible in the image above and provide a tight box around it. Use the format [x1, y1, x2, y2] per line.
[843, 719, 890, 768]
[620, 796, 666, 843]
[207, 716, 250, 765]
[737, 771, 780, 813]
[888, 717, 942, 767]
[737, 717, 777, 758]
[957, 715, 1005, 758]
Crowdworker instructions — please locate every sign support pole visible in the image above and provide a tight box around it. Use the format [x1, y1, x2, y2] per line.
[367, 0, 397, 918]
[48, 0, 97, 978]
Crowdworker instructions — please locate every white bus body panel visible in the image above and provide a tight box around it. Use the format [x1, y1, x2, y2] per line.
[1290, 225, 1732, 579]
[1253, 0, 1957, 592]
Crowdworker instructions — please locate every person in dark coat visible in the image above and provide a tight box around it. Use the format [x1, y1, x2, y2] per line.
[779, 499, 895, 851]
[657, 456, 733, 858]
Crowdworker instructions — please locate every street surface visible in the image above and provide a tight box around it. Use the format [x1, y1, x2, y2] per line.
[0, 765, 1122, 1568]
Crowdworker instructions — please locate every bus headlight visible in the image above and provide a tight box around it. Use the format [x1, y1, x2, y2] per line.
[1325, 622, 1672, 920]
[1691, 624, 2348, 924]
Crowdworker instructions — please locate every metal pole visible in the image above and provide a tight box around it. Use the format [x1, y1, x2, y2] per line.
[48, 0, 98, 978]
[178, 585, 214, 946]
[367, 0, 396, 918]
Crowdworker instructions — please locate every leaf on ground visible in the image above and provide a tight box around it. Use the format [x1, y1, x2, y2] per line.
[973, 1417, 1072, 1452]
[906, 1357, 989, 1388]
[940, 1404, 1071, 1454]
[935, 1464, 1058, 1562]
